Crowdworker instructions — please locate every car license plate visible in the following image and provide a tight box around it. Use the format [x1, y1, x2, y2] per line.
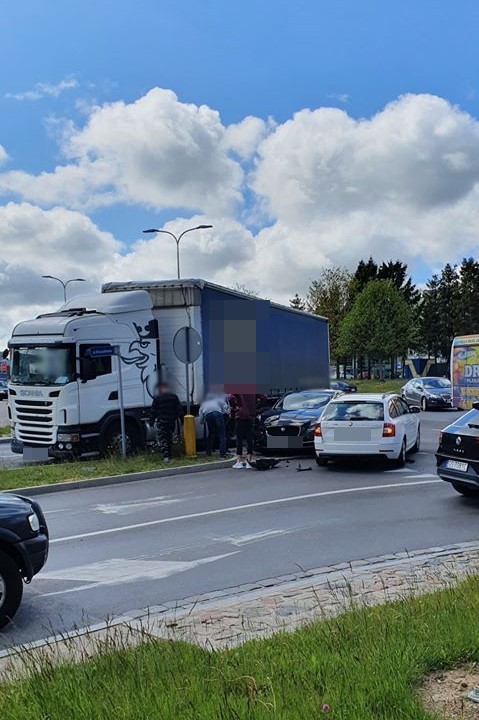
[334, 428, 372, 441]
[267, 436, 303, 449]
[446, 459, 468, 472]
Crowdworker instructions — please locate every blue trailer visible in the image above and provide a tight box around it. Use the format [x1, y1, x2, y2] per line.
[102, 279, 330, 404]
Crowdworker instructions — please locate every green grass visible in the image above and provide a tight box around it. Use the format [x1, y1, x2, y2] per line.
[0, 425, 11, 437]
[2, 576, 479, 719]
[0, 453, 224, 492]
[354, 378, 404, 394]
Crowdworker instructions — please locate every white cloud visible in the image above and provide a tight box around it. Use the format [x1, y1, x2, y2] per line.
[2, 90, 479, 345]
[327, 93, 349, 103]
[0, 203, 119, 346]
[0, 145, 7, 165]
[5, 77, 78, 101]
[0, 88, 244, 214]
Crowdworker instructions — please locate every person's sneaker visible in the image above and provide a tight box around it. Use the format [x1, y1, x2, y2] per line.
[232, 461, 243, 469]
[163, 456, 171, 463]
[243, 461, 253, 469]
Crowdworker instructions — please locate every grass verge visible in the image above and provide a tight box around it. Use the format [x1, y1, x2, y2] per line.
[0, 425, 11, 437]
[354, 378, 405, 394]
[0, 453, 225, 492]
[2, 575, 479, 719]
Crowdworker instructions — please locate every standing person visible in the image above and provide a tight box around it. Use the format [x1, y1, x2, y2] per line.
[150, 382, 184, 461]
[233, 394, 256, 469]
[199, 392, 229, 458]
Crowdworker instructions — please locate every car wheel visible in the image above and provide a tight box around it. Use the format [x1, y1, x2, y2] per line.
[451, 482, 479, 498]
[0, 550, 23, 630]
[411, 427, 421, 453]
[395, 439, 407, 467]
[421, 396, 428, 412]
[315, 456, 328, 467]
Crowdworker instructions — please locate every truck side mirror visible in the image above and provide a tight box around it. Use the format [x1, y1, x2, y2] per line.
[79, 358, 97, 383]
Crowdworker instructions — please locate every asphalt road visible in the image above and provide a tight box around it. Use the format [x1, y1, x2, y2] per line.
[2, 409, 477, 650]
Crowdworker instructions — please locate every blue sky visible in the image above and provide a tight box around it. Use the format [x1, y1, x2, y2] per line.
[1, 0, 479, 343]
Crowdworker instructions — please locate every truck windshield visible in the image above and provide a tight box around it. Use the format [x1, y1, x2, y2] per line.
[10, 346, 75, 386]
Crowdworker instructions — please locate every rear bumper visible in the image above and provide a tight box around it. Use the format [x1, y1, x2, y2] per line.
[436, 452, 479, 487]
[315, 440, 401, 458]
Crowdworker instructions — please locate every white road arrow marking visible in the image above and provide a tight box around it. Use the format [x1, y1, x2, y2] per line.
[39, 553, 237, 597]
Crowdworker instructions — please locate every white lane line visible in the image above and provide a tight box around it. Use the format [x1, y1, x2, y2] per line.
[51, 479, 441, 545]
[38, 553, 237, 598]
[384, 468, 416, 473]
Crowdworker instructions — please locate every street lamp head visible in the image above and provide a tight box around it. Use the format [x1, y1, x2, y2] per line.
[143, 228, 160, 234]
[71, 278, 86, 283]
[42, 275, 56, 280]
[196, 225, 213, 229]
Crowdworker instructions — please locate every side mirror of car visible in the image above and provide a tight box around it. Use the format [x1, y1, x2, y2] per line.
[79, 358, 97, 383]
[409, 406, 420, 414]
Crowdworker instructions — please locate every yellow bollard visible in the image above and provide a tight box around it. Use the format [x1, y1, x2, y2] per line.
[183, 414, 196, 456]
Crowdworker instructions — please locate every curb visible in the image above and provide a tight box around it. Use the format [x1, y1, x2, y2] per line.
[2, 540, 479, 674]
[0, 437, 11, 445]
[4, 458, 234, 497]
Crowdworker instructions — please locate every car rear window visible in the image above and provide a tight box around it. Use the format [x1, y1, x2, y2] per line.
[449, 408, 479, 428]
[322, 401, 384, 421]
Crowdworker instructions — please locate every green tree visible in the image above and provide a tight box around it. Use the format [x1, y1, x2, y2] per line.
[306, 267, 352, 373]
[289, 293, 306, 311]
[339, 280, 415, 378]
[417, 275, 442, 360]
[458, 257, 479, 335]
[436, 264, 462, 357]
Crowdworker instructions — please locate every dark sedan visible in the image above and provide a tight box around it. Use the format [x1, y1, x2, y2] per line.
[436, 403, 479, 497]
[401, 376, 452, 410]
[256, 389, 340, 453]
[330, 380, 357, 393]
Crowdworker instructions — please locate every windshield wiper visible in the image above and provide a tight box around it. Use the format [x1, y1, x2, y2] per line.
[468, 423, 479, 429]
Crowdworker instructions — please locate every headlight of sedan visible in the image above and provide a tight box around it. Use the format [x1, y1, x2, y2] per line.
[28, 512, 40, 533]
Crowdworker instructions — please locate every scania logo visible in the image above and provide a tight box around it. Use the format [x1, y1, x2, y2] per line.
[19, 389, 43, 398]
[456, 437, 462, 446]
[281, 427, 285, 432]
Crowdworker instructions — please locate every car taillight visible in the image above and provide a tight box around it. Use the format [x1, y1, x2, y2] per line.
[314, 423, 322, 437]
[383, 423, 395, 437]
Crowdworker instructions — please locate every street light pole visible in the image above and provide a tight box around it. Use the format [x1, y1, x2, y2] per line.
[142, 225, 213, 280]
[42, 276, 86, 302]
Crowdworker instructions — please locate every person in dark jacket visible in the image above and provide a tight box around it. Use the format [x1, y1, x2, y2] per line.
[232, 394, 257, 468]
[150, 382, 184, 461]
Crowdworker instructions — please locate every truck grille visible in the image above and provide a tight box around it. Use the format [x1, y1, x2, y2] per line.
[13, 399, 55, 445]
[267, 426, 300, 437]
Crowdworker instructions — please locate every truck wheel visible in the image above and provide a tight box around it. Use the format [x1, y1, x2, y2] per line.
[0, 550, 23, 630]
[101, 423, 139, 457]
[451, 482, 479, 498]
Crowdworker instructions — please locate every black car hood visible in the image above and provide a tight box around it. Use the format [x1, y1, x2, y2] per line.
[265, 408, 324, 426]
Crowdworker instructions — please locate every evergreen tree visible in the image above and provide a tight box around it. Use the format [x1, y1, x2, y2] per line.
[417, 275, 442, 359]
[289, 293, 306, 311]
[437, 264, 462, 357]
[307, 268, 352, 372]
[458, 257, 479, 335]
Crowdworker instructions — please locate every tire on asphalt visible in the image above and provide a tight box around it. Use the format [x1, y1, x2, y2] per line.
[451, 482, 479, 498]
[395, 438, 407, 468]
[0, 550, 23, 630]
[315, 456, 328, 467]
[411, 426, 421, 453]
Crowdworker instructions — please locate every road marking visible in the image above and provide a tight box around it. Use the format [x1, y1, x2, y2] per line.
[38, 553, 237, 597]
[219, 529, 292, 546]
[95, 495, 182, 515]
[384, 468, 416, 473]
[51, 479, 441, 544]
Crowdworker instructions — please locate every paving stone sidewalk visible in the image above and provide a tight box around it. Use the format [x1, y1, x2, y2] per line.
[2, 540, 479, 680]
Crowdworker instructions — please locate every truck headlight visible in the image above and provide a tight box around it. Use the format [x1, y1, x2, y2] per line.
[28, 512, 40, 533]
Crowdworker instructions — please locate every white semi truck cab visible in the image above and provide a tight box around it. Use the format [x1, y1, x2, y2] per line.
[8, 291, 159, 459]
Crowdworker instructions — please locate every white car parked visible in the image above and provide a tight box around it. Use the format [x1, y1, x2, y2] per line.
[314, 392, 421, 467]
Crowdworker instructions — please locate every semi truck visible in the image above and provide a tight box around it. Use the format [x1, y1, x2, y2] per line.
[8, 279, 329, 460]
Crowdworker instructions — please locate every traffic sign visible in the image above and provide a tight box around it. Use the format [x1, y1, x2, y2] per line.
[88, 345, 115, 358]
[173, 327, 202, 364]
